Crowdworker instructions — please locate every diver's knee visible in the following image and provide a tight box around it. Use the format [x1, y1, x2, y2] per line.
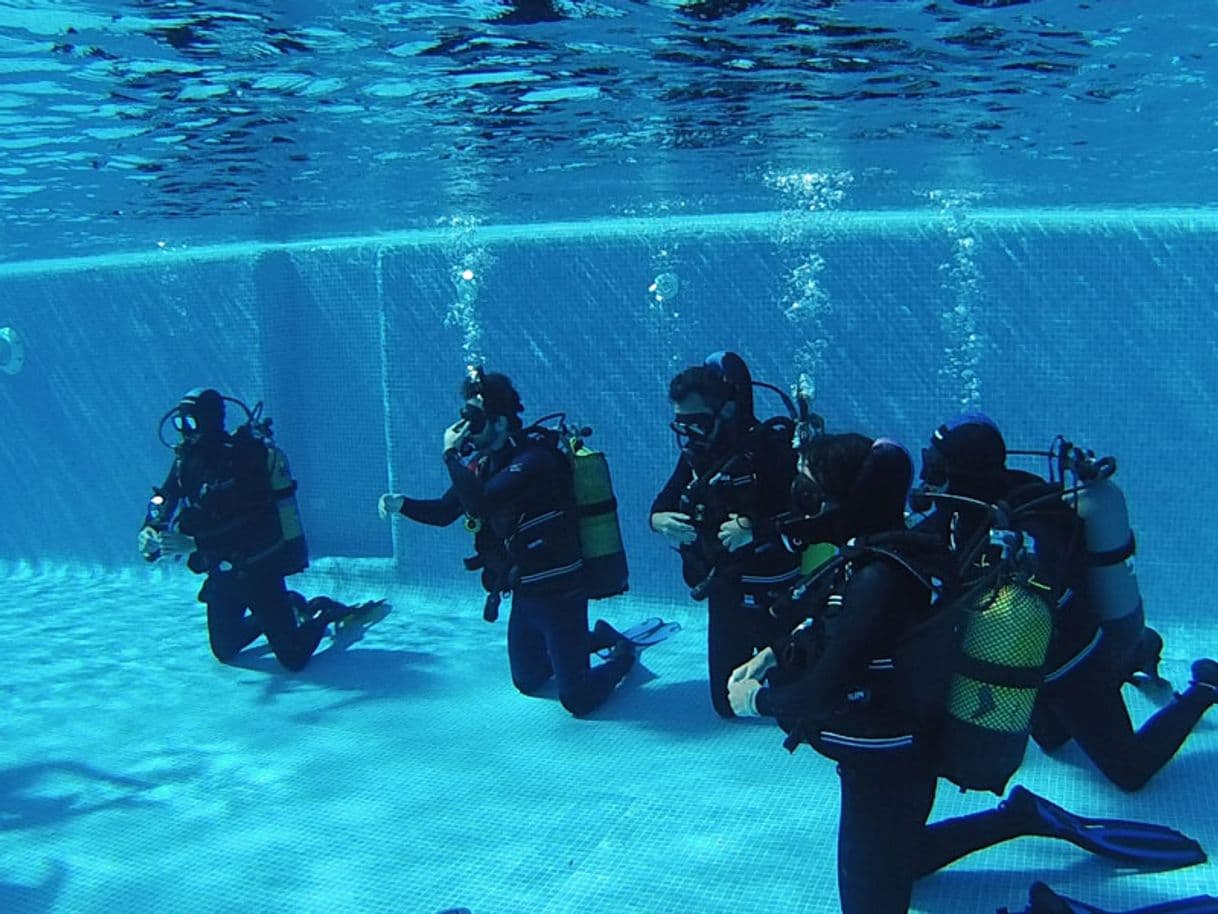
[277, 655, 311, 673]
[513, 676, 548, 696]
[559, 692, 596, 718]
[1094, 759, 1150, 793]
[208, 638, 242, 665]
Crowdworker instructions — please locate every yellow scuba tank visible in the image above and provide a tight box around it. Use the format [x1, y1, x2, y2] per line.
[1066, 475, 1142, 623]
[939, 570, 1053, 795]
[570, 437, 628, 599]
[266, 444, 309, 574]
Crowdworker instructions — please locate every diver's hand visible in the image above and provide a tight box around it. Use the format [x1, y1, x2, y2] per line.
[378, 493, 405, 519]
[728, 675, 764, 717]
[650, 512, 696, 545]
[158, 531, 196, 557]
[137, 526, 161, 558]
[718, 514, 753, 552]
[730, 647, 777, 684]
[443, 420, 470, 455]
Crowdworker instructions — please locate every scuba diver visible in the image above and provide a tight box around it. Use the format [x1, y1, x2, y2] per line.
[378, 369, 636, 717]
[913, 414, 1218, 792]
[649, 351, 802, 718]
[138, 388, 389, 672]
[726, 430, 1207, 914]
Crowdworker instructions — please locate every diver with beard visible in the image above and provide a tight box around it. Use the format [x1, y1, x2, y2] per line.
[912, 413, 1218, 792]
[649, 351, 801, 718]
[379, 369, 635, 717]
[138, 388, 389, 672]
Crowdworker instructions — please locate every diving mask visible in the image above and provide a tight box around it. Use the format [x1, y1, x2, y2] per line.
[790, 472, 832, 518]
[460, 402, 488, 435]
[671, 407, 729, 453]
[780, 474, 842, 548]
[172, 411, 201, 436]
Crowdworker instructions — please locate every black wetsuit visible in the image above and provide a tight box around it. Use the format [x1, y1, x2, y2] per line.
[926, 473, 1213, 792]
[149, 432, 347, 672]
[399, 432, 631, 717]
[651, 421, 801, 718]
[755, 552, 1045, 914]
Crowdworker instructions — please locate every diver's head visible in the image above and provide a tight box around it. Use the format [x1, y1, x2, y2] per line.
[793, 433, 913, 545]
[171, 388, 225, 448]
[917, 413, 1007, 505]
[460, 368, 523, 454]
[668, 361, 742, 461]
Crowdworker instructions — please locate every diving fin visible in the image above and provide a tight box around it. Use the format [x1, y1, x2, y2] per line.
[333, 599, 392, 644]
[1003, 786, 1206, 870]
[593, 617, 682, 659]
[998, 880, 1218, 914]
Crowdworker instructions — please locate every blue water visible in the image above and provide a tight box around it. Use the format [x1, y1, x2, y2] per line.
[3, 2, 1218, 912]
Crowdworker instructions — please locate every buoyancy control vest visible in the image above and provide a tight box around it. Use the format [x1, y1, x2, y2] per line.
[467, 418, 626, 599]
[776, 494, 1070, 795]
[168, 422, 308, 577]
[676, 416, 800, 599]
[770, 531, 951, 754]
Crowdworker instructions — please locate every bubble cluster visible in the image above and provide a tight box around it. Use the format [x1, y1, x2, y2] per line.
[765, 168, 853, 386]
[646, 247, 683, 383]
[649, 271, 680, 304]
[438, 215, 494, 368]
[766, 170, 852, 206]
[930, 190, 985, 411]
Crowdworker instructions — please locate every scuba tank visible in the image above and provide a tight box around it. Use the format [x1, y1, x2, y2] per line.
[569, 435, 629, 599]
[1060, 446, 1141, 623]
[265, 442, 309, 575]
[939, 528, 1053, 795]
[527, 414, 629, 600]
[221, 399, 310, 576]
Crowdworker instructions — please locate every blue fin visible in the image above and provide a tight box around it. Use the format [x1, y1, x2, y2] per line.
[594, 617, 681, 658]
[1001, 881, 1218, 914]
[333, 600, 392, 644]
[1004, 787, 1206, 871]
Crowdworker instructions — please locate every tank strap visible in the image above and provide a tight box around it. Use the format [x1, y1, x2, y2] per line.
[273, 477, 299, 495]
[578, 497, 618, 518]
[955, 654, 1044, 690]
[1083, 533, 1136, 567]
